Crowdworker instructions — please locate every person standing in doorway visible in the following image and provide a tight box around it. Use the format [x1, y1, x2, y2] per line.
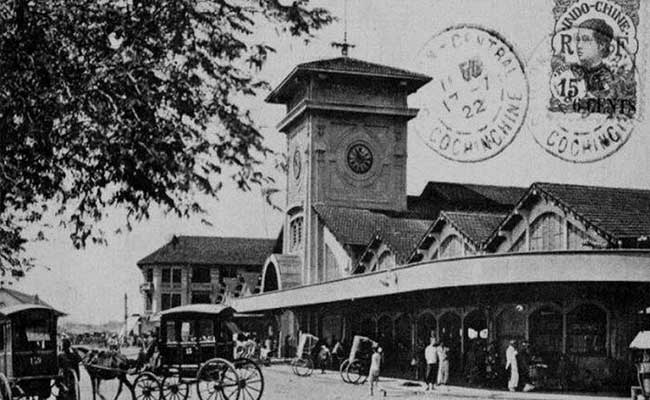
[424, 337, 438, 390]
[505, 340, 519, 391]
[437, 341, 450, 385]
[368, 346, 382, 396]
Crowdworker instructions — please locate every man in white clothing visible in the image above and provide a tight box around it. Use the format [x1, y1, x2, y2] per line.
[505, 340, 519, 391]
[424, 337, 438, 390]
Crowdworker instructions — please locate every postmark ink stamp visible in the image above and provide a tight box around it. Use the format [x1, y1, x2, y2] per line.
[528, 0, 640, 163]
[413, 25, 529, 162]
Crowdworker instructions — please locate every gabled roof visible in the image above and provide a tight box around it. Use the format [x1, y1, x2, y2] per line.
[485, 182, 650, 247]
[0, 304, 65, 317]
[439, 211, 508, 246]
[137, 236, 276, 267]
[418, 181, 526, 212]
[534, 182, 650, 239]
[266, 56, 431, 103]
[313, 205, 433, 264]
[0, 287, 52, 308]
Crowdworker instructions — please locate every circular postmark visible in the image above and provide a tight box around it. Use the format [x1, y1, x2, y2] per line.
[413, 25, 529, 162]
[527, 0, 641, 163]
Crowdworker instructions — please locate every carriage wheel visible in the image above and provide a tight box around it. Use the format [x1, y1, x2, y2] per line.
[0, 374, 11, 400]
[290, 358, 313, 377]
[196, 358, 239, 400]
[52, 369, 79, 400]
[161, 375, 189, 400]
[233, 358, 264, 400]
[339, 359, 350, 383]
[346, 360, 367, 384]
[133, 372, 161, 400]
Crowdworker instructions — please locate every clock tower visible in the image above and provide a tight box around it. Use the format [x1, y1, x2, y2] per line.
[266, 56, 430, 283]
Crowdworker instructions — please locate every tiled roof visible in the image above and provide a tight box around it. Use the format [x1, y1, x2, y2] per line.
[0, 287, 52, 308]
[419, 182, 526, 211]
[313, 205, 433, 264]
[296, 57, 431, 81]
[534, 182, 650, 239]
[137, 236, 275, 267]
[440, 211, 508, 246]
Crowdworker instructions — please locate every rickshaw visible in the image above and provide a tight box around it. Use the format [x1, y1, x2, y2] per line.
[0, 304, 79, 400]
[134, 304, 264, 400]
[339, 335, 378, 384]
[290, 333, 319, 377]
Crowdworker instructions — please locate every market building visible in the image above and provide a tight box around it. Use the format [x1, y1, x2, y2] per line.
[137, 236, 277, 315]
[227, 55, 650, 391]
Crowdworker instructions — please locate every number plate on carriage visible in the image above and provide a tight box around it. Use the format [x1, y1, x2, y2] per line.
[30, 356, 42, 366]
[185, 347, 193, 354]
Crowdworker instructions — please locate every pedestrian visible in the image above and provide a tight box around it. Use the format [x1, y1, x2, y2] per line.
[318, 343, 331, 373]
[368, 346, 382, 396]
[424, 336, 438, 390]
[437, 341, 450, 385]
[58, 338, 82, 378]
[505, 339, 519, 391]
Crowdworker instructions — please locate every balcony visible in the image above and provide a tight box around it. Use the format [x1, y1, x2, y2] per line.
[139, 282, 154, 293]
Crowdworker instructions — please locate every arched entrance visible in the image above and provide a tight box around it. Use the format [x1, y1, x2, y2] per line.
[439, 312, 461, 375]
[417, 312, 437, 344]
[261, 262, 279, 292]
[463, 309, 488, 383]
[279, 310, 298, 357]
[377, 315, 394, 358]
[496, 305, 527, 360]
[394, 314, 412, 370]
[359, 317, 375, 338]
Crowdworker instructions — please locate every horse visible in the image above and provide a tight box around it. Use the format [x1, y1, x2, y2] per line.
[75, 346, 142, 400]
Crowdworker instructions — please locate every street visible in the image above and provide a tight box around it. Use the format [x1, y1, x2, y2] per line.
[77, 363, 626, 400]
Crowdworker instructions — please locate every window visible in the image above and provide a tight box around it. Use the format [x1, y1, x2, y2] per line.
[439, 235, 464, 259]
[529, 307, 562, 355]
[145, 293, 152, 311]
[191, 291, 211, 304]
[289, 216, 303, 252]
[162, 268, 170, 283]
[161, 293, 182, 310]
[192, 266, 211, 283]
[172, 268, 182, 284]
[568, 223, 591, 249]
[165, 321, 177, 344]
[162, 268, 182, 284]
[220, 267, 237, 279]
[530, 213, 563, 251]
[567, 304, 607, 355]
[146, 268, 153, 282]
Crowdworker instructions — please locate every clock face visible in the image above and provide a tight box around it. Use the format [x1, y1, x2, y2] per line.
[347, 143, 373, 174]
[292, 149, 301, 180]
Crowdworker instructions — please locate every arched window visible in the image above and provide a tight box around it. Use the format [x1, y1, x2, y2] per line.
[439, 235, 464, 259]
[530, 213, 563, 251]
[377, 250, 395, 271]
[567, 304, 607, 356]
[289, 216, 303, 252]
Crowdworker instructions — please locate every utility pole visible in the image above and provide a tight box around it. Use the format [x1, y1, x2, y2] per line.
[124, 293, 128, 325]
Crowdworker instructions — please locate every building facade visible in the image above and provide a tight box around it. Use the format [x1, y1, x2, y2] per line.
[137, 236, 277, 316]
[230, 56, 650, 391]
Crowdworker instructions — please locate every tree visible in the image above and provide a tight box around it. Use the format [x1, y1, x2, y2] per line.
[0, 0, 333, 273]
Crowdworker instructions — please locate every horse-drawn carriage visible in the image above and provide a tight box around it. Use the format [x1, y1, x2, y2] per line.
[133, 304, 264, 400]
[0, 304, 79, 400]
[290, 333, 319, 377]
[339, 335, 378, 384]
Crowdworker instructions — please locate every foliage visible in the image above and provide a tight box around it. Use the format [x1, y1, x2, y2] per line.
[0, 0, 333, 273]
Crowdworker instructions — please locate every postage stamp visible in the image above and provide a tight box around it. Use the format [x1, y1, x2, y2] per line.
[413, 25, 529, 163]
[527, 0, 640, 163]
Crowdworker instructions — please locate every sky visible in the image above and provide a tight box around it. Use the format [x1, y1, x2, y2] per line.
[13, 0, 650, 324]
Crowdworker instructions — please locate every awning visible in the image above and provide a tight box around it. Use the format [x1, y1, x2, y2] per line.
[630, 331, 650, 349]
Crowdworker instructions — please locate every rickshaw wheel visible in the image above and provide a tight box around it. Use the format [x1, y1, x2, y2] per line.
[290, 358, 313, 377]
[339, 359, 350, 383]
[196, 358, 240, 400]
[51, 369, 80, 400]
[133, 371, 161, 400]
[346, 360, 367, 384]
[233, 358, 264, 400]
[0, 374, 11, 400]
[161, 375, 189, 400]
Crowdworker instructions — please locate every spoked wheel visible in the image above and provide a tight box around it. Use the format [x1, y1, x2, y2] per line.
[233, 358, 264, 400]
[339, 359, 350, 383]
[196, 358, 240, 400]
[161, 375, 189, 400]
[0, 374, 12, 400]
[346, 360, 367, 384]
[133, 371, 161, 400]
[52, 369, 80, 400]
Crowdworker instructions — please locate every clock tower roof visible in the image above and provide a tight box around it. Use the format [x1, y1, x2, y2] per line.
[266, 56, 431, 104]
